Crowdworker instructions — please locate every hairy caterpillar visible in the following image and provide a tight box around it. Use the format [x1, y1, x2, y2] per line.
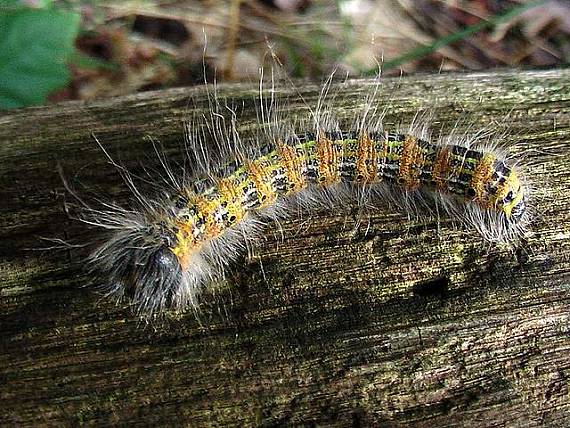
[86, 78, 530, 317]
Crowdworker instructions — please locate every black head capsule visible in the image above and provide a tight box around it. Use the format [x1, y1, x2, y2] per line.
[90, 224, 184, 315]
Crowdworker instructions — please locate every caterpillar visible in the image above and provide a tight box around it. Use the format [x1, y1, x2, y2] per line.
[86, 79, 530, 317]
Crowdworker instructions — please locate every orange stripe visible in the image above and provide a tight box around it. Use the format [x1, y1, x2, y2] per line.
[356, 132, 376, 183]
[316, 131, 339, 184]
[171, 195, 206, 270]
[277, 142, 305, 192]
[397, 135, 423, 190]
[470, 153, 496, 208]
[431, 147, 451, 191]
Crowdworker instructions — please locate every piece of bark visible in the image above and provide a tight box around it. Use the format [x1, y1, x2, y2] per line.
[1, 69, 569, 426]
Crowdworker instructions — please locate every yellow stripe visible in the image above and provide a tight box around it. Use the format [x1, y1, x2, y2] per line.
[217, 178, 246, 225]
[194, 195, 224, 239]
[246, 158, 277, 208]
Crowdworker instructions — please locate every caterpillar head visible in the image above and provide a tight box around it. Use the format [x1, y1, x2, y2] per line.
[89, 219, 184, 316]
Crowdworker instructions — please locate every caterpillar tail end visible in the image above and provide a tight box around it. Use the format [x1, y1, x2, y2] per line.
[493, 168, 530, 241]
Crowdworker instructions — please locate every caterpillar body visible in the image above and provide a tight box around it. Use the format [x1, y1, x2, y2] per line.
[88, 86, 529, 317]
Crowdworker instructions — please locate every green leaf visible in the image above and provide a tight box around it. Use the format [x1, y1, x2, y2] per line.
[0, 7, 80, 109]
[0, 0, 53, 12]
[0, 0, 25, 10]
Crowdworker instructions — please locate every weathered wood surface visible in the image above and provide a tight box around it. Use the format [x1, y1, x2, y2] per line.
[1, 69, 569, 426]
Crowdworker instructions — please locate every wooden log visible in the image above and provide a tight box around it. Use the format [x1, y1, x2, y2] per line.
[1, 69, 569, 426]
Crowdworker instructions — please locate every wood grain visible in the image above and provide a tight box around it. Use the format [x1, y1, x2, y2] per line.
[1, 69, 569, 426]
